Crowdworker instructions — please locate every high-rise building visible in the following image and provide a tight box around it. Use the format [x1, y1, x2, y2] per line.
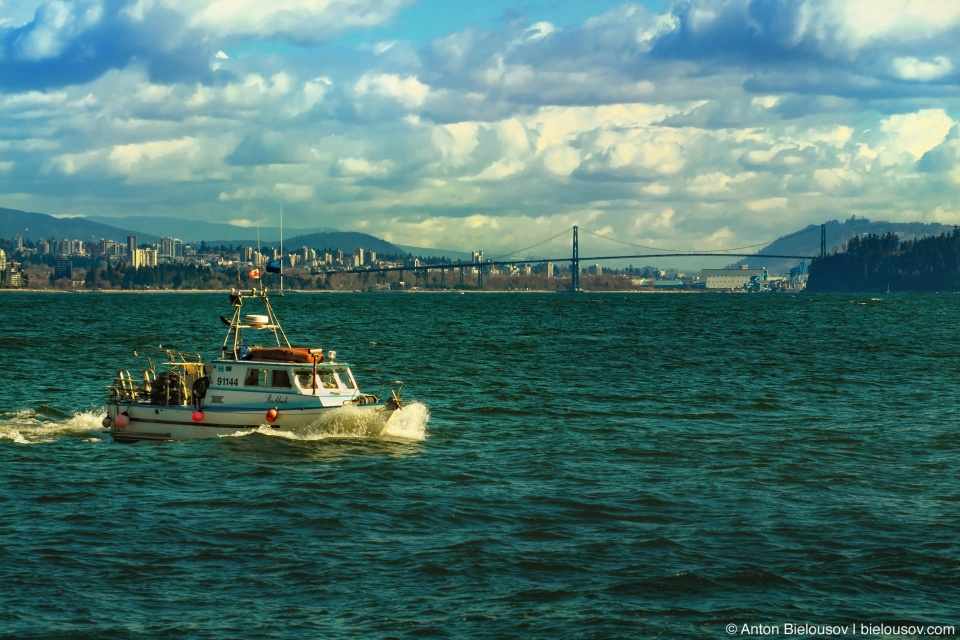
[472, 250, 483, 263]
[127, 235, 137, 256]
[161, 237, 174, 257]
[0, 249, 5, 273]
[356, 248, 365, 266]
[37, 239, 49, 255]
[13, 235, 23, 251]
[546, 262, 554, 279]
[173, 239, 183, 259]
[4, 261, 23, 287]
[54, 256, 73, 280]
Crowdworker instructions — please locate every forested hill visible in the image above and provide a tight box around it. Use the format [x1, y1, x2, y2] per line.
[807, 229, 960, 292]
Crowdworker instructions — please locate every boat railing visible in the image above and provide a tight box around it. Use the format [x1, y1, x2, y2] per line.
[375, 380, 404, 404]
[108, 368, 193, 407]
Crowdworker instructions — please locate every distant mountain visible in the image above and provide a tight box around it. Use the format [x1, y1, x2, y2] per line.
[395, 244, 474, 262]
[280, 231, 402, 256]
[86, 215, 335, 243]
[726, 217, 955, 274]
[204, 231, 404, 256]
[0, 207, 158, 244]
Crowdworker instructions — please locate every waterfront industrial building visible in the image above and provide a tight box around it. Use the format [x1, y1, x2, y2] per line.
[701, 267, 767, 290]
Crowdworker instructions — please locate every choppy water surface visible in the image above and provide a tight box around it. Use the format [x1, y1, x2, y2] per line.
[1, 292, 958, 639]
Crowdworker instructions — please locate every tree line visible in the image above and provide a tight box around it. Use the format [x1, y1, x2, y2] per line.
[807, 228, 960, 291]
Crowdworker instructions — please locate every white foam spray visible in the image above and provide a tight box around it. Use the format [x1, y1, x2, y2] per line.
[251, 401, 430, 442]
[0, 408, 108, 444]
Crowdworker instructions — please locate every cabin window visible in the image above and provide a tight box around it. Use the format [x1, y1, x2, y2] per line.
[272, 370, 291, 388]
[318, 373, 338, 389]
[244, 368, 291, 388]
[295, 370, 315, 389]
[335, 371, 356, 390]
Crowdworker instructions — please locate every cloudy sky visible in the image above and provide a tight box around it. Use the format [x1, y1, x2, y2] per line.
[2, 0, 960, 254]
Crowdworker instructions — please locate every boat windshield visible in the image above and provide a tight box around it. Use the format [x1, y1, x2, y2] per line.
[335, 371, 356, 390]
[294, 368, 356, 392]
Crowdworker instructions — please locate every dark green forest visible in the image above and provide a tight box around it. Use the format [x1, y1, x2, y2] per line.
[807, 228, 960, 292]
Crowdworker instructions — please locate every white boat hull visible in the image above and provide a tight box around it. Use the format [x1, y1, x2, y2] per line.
[106, 403, 399, 442]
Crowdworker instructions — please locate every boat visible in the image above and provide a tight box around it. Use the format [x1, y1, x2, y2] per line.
[102, 287, 404, 443]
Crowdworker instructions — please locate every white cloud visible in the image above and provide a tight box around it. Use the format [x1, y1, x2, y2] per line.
[824, 0, 960, 51]
[542, 145, 580, 176]
[747, 197, 788, 212]
[880, 109, 954, 158]
[335, 157, 392, 178]
[274, 183, 314, 201]
[354, 73, 430, 109]
[168, 0, 412, 41]
[891, 56, 953, 81]
[751, 96, 781, 109]
[461, 160, 525, 182]
[643, 184, 671, 196]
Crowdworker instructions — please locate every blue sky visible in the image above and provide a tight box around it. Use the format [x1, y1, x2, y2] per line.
[1, 0, 959, 253]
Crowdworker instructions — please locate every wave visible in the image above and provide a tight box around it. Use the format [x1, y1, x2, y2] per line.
[0, 408, 107, 444]
[235, 401, 430, 442]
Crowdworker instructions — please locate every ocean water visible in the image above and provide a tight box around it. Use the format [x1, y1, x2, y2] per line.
[1, 291, 958, 639]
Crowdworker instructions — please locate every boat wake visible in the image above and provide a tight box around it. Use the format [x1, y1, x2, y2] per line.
[0, 403, 429, 445]
[234, 401, 430, 442]
[0, 407, 107, 444]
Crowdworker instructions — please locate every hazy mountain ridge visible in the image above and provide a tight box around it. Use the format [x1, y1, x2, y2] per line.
[222, 231, 403, 256]
[0, 207, 404, 256]
[86, 215, 335, 243]
[0, 207, 159, 244]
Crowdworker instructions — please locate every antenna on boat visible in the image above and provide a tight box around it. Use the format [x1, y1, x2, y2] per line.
[279, 202, 284, 297]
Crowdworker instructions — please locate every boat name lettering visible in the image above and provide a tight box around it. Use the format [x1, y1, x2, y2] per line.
[265, 394, 289, 404]
[216, 377, 240, 387]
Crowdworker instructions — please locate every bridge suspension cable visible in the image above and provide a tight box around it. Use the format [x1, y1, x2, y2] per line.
[581, 224, 820, 255]
[488, 226, 574, 261]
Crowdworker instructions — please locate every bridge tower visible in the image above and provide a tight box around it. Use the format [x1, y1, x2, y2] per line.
[820, 223, 826, 259]
[571, 225, 581, 292]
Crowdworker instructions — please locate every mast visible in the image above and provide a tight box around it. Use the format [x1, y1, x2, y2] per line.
[279, 202, 284, 296]
[255, 205, 264, 295]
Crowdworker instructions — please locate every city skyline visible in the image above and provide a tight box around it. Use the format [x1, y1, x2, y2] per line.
[0, 1, 959, 254]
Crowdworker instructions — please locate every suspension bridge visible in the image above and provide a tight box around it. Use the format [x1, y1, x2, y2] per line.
[319, 224, 826, 291]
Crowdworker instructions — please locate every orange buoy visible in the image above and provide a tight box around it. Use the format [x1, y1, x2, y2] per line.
[115, 412, 130, 428]
[192, 410, 204, 422]
[266, 408, 278, 423]
[249, 268, 261, 279]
